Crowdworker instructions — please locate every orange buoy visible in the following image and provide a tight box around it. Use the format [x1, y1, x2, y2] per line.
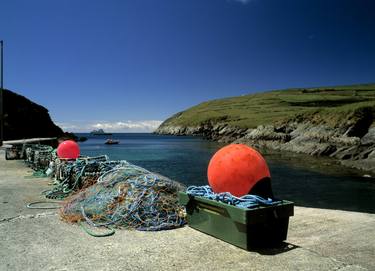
[57, 140, 80, 159]
[207, 144, 270, 197]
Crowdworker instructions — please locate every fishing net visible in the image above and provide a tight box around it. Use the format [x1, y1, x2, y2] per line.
[53, 155, 109, 182]
[21, 146, 186, 232]
[25, 144, 54, 171]
[60, 163, 186, 231]
[45, 157, 126, 199]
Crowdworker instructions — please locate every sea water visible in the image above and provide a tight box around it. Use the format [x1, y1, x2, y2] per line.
[77, 133, 375, 214]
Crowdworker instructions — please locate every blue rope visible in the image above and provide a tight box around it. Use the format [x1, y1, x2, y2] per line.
[186, 185, 281, 209]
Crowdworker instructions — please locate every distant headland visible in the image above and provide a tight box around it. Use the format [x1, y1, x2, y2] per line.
[155, 83, 375, 173]
[2, 89, 64, 140]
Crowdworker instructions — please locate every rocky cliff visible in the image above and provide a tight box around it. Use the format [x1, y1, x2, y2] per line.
[155, 84, 375, 173]
[3, 89, 64, 140]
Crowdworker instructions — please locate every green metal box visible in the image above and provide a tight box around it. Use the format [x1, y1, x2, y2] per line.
[179, 192, 294, 250]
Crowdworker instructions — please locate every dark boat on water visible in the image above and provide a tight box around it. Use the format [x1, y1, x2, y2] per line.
[105, 139, 120, 145]
[90, 129, 112, 136]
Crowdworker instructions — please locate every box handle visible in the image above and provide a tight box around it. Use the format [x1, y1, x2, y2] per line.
[196, 202, 228, 217]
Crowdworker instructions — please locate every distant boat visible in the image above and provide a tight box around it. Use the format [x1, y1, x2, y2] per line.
[105, 139, 119, 145]
[90, 129, 112, 135]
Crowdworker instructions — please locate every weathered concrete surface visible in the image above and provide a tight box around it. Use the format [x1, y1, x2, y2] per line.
[0, 150, 374, 271]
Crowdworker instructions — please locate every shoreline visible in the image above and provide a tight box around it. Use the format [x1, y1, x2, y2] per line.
[154, 122, 375, 174]
[0, 149, 375, 270]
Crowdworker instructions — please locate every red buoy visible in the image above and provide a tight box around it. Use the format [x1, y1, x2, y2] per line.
[57, 140, 80, 159]
[207, 144, 270, 197]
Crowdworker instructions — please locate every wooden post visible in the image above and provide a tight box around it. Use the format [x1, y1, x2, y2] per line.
[0, 40, 3, 146]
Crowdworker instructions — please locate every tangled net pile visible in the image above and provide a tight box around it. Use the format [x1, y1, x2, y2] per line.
[61, 164, 186, 231]
[15, 143, 186, 233]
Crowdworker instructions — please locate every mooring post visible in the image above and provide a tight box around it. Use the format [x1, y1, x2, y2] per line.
[0, 40, 3, 147]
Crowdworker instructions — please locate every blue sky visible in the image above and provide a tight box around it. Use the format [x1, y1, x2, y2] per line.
[1, 0, 374, 132]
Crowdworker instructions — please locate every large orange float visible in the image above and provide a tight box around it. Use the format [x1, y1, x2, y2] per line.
[57, 140, 80, 159]
[207, 144, 270, 197]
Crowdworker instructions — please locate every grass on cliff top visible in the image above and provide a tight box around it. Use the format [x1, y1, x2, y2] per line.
[162, 83, 375, 129]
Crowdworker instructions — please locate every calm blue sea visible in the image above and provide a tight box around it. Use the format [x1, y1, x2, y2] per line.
[77, 133, 375, 213]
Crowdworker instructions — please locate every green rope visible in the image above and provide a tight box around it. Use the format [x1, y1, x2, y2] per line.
[26, 201, 62, 209]
[33, 171, 47, 177]
[24, 170, 47, 178]
[79, 222, 115, 237]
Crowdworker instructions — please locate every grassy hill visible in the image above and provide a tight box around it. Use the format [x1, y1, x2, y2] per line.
[160, 83, 375, 130]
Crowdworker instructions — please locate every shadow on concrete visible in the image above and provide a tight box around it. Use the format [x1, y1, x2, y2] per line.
[250, 242, 300, 255]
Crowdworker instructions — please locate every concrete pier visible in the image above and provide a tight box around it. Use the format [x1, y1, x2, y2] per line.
[0, 150, 374, 271]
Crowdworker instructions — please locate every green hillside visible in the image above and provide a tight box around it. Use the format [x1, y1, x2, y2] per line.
[161, 83, 375, 129]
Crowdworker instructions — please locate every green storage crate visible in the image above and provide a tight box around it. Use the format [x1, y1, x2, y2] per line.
[179, 192, 294, 250]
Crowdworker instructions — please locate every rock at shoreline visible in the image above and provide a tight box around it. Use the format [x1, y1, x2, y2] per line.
[3, 89, 64, 140]
[156, 120, 375, 172]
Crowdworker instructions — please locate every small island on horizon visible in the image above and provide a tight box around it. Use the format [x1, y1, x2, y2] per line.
[90, 129, 113, 136]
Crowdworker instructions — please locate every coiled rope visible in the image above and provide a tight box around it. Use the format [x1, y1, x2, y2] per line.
[186, 185, 281, 209]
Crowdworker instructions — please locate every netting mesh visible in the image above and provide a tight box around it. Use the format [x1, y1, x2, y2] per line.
[54, 155, 109, 182]
[25, 145, 54, 171]
[45, 158, 129, 199]
[60, 165, 186, 231]
[20, 144, 187, 232]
